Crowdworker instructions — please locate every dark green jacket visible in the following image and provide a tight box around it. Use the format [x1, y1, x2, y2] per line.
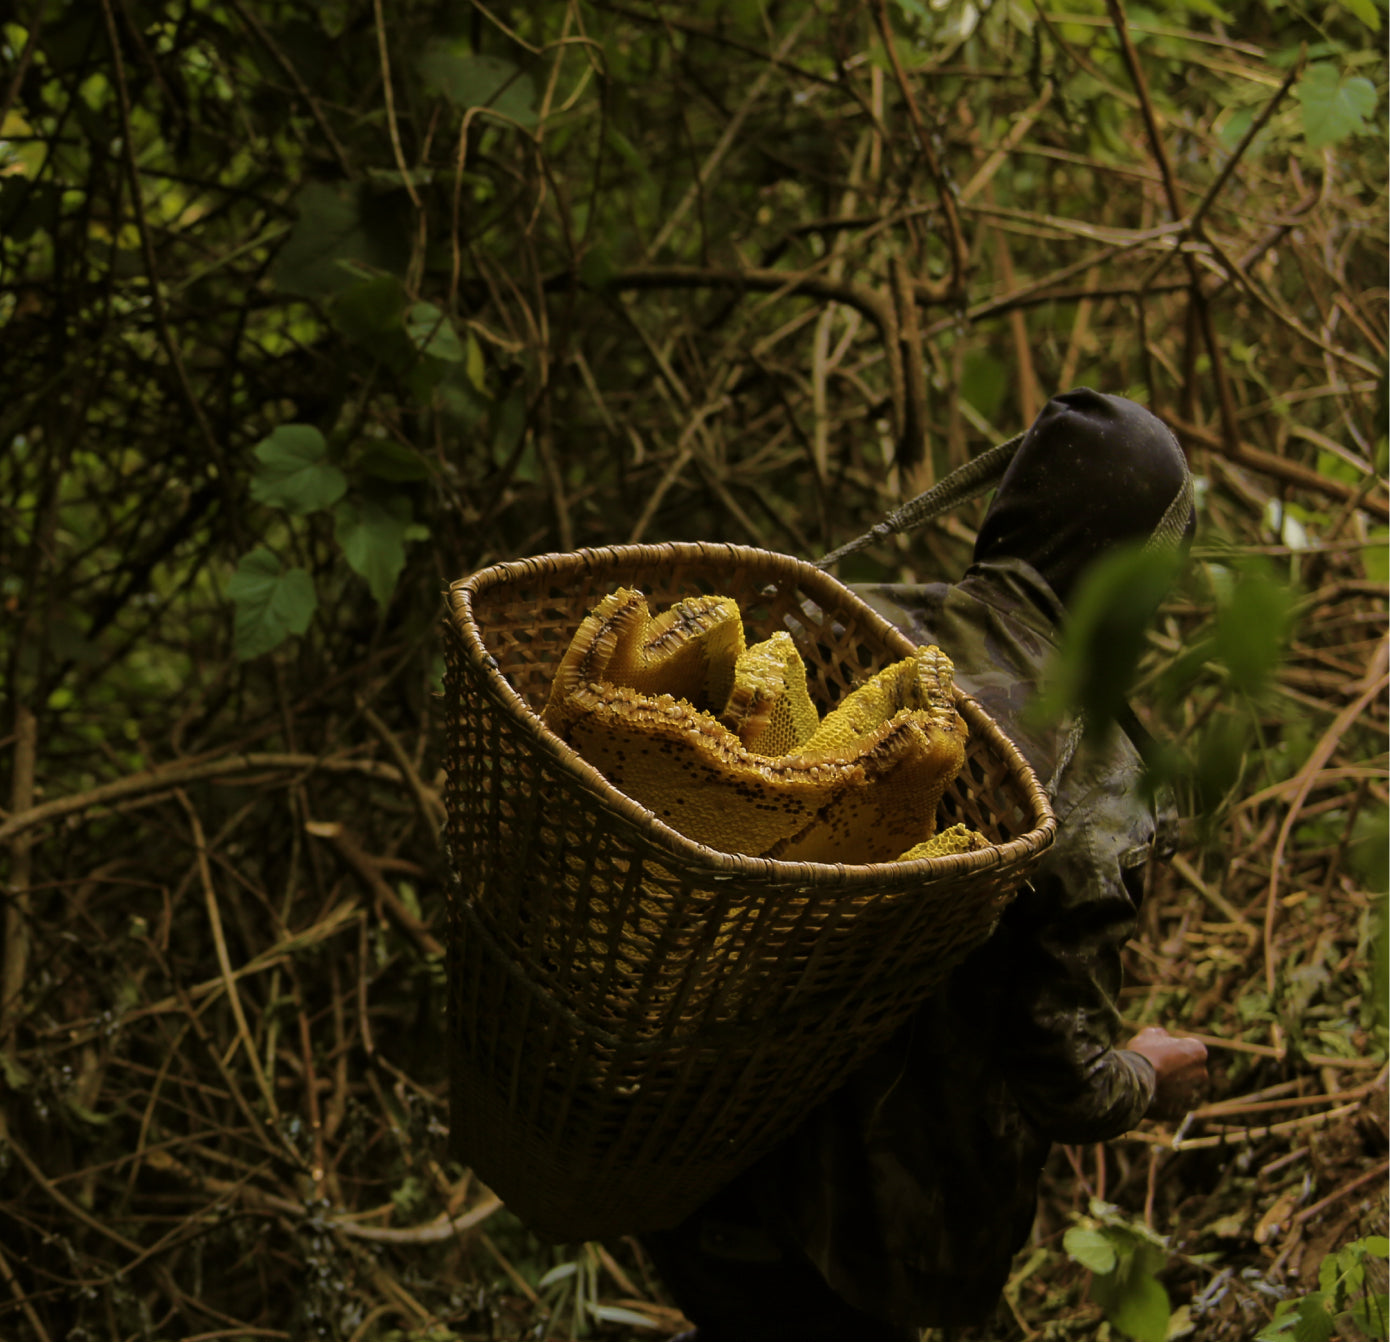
[734, 556, 1172, 1332]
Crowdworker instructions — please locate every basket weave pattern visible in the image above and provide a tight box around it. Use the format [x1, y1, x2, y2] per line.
[443, 542, 1056, 1239]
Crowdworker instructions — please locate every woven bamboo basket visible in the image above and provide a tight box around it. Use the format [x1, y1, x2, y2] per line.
[442, 541, 1056, 1240]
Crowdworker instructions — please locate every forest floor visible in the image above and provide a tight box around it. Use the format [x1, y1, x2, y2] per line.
[3, 560, 1383, 1343]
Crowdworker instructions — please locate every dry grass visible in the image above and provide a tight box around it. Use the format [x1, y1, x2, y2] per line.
[1, 1, 1385, 1338]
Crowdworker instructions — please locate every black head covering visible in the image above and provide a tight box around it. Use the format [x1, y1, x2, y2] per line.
[972, 389, 1193, 606]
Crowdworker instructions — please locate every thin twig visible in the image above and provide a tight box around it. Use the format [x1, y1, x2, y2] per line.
[1263, 671, 1390, 996]
[871, 0, 968, 296]
[0, 1, 45, 131]
[1188, 56, 1303, 234]
[177, 791, 280, 1123]
[0, 751, 440, 844]
[1, 707, 37, 1044]
[372, 0, 422, 210]
[98, 0, 234, 515]
[642, 11, 811, 261]
[224, 0, 351, 174]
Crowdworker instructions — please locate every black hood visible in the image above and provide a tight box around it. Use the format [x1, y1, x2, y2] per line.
[972, 389, 1193, 607]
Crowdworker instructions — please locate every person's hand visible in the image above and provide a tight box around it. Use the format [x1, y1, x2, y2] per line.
[1126, 1026, 1208, 1121]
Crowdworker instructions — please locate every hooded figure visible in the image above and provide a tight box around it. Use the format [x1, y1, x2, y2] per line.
[641, 390, 1207, 1340]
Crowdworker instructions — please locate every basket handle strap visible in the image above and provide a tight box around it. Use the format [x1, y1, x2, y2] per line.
[814, 433, 1024, 571]
[815, 431, 1195, 572]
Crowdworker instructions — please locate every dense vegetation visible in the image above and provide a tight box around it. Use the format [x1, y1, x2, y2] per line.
[0, 0, 1385, 1337]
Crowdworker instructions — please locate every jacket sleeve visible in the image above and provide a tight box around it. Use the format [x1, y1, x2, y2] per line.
[993, 763, 1157, 1143]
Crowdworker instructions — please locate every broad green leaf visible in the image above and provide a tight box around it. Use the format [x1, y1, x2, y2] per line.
[328, 272, 408, 342]
[1297, 64, 1377, 150]
[271, 182, 411, 297]
[433, 362, 490, 427]
[1213, 566, 1295, 696]
[1, 111, 46, 177]
[1064, 1226, 1118, 1275]
[1257, 1293, 1336, 1341]
[1338, 0, 1381, 30]
[1193, 713, 1252, 813]
[227, 547, 317, 660]
[1354, 1293, 1390, 1340]
[334, 493, 412, 607]
[357, 440, 431, 482]
[1034, 543, 1185, 740]
[405, 302, 467, 362]
[418, 43, 538, 126]
[1107, 1268, 1171, 1342]
[249, 425, 347, 514]
[1316, 449, 1361, 488]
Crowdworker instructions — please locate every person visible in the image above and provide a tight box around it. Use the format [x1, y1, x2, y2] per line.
[639, 389, 1211, 1340]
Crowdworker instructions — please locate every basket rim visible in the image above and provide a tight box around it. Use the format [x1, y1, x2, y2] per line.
[446, 541, 1057, 889]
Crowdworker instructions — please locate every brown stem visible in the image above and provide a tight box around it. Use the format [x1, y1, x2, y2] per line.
[1104, 0, 1241, 451]
[1, 708, 37, 1044]
[871, 0, 969, 297]
[99, 0, 236, 530]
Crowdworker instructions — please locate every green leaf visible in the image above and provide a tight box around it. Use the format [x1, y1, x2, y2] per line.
[328, 272, 408, 342]
[271, 182, 411, 298]
[418, 42, 539, 126]
[334, 493, 412, 607]
[227, 548, 317, 660]
[1169, 0, 1232, 20]
[588, 1303, 665, 1329]
[1065, 1226, 1119, 1275]
[64, 1098, 113, 1126]
[1034, 543, 1185, 740]
[249, 425, 347, 514]
[1106, 1267, 1172, 1342]
[1259, 1239, 1390, 1340]
[1361, 529, 1388, 586]
[405, 302, 467, 362]
[1338, 0, 1381, 30]
[1354, 1293, 1390, 1340]
[0, 1052, 32, 1091]
[1316, 449, 1362, 488]
[1297, 63, 1377, 150]
[356, 440, 431, 482]
[1212, 565, 1295, 696]
[1257, 1293, 1337, 1341]
[465, 330, 487, 393]
[537, 1261, 578, 1289]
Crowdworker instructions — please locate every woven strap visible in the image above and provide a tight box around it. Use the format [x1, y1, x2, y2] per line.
[1145, 469, 1195, 553]
[814, 434, 1025, 570]
[816, 429, 1194, 570]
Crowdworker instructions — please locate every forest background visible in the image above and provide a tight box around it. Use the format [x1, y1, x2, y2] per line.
[0, 0, 1387, 1339]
